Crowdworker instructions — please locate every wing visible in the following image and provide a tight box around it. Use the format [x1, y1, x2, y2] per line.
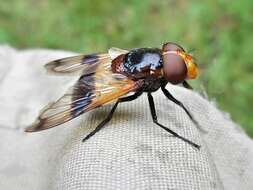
[45, 47, 128, 75]
[108, 47, 129, 59]
[45, 53, 110, 75]
[25, 60, 141, 132]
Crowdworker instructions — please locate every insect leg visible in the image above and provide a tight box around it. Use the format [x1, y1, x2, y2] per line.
[161, 85, 203, 131]
[82, 101, 119, 142]
[82, 91, 143, 142]
[182, 81, 193, 90]
[147, 92, 200, 149]
[118, 90, 143, 102]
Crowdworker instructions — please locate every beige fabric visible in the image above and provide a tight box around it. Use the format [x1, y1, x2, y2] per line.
[0, 46, 253, 190]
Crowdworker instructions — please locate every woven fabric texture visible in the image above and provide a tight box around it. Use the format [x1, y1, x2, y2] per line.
[0, 46, 253, 190]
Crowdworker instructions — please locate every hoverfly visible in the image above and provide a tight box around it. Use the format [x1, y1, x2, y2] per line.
[25, 42, 200, 149]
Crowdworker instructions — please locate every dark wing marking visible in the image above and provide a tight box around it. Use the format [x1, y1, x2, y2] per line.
[25, 61, 140, 132]
[45, 47, 128, 75]
[45, 53, 110, 75]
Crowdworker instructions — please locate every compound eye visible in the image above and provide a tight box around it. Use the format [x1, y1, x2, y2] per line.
[162, 42, 187, 84]
[162, 42, 185, 52]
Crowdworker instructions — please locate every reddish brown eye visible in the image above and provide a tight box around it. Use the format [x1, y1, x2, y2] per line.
[162, 42, 185, 52]
[162, 42, 187, 84]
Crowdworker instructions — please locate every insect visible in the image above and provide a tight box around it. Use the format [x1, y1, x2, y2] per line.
[25, 42, 200, 149]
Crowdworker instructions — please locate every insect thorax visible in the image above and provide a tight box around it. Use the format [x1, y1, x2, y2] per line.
[123, 48, 163, 79]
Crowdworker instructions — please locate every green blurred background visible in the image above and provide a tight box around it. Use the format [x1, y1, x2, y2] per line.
[0, 0, 252, 136]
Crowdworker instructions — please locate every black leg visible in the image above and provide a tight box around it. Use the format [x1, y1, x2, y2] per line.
[82, 101, 119, 142]
[182, 80, 193, 90]
[147, 93, 200, 149]
[161, 85, 203, 131]
[82, 91, 143, 142]
[118, 90, 143, 102]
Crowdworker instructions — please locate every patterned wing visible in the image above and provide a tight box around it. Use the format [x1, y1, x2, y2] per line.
[45, 47, 128, 75]
[45, 53, 110, 75]
[25, 57, 140, 132]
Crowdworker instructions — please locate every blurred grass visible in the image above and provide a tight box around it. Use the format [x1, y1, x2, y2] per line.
[0, 0, 252, 136]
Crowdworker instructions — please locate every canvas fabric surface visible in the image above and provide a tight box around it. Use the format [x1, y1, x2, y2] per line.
[0, 46, 253, 190]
